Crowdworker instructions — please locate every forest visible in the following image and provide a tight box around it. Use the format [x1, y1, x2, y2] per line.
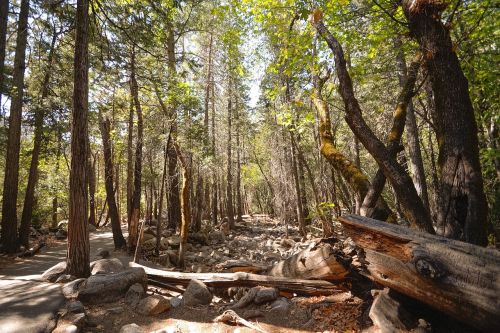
[0, 0, 498, 333]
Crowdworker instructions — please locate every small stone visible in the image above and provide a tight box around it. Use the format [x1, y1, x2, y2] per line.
[67, 300, 85, 313]
[119, 323, 145, 333]
[42, 261, 67, 282]
[125, 283, 145, 307]
[137, 295, 171, 315]
[254, 287, 278, 304]
[183, 279, 213, 306]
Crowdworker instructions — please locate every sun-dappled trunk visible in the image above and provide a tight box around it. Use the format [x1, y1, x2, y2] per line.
[174, 142, 191, 268]
[128, 48, 144, 253]
[98, 111, 127, 249]
[312, 17, 434, 233]
[67, 0, 90, 277]
[360, 53, 422, 218]
[402, 0, 488, 245]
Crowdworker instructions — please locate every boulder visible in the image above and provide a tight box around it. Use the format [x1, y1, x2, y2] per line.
[88, 224, 97, 232]
[188, 232, 208, 245]
[56, 229, 67, 240]
[119, 323, 145, 333]
[269, 297, 291, 314]
[56, 274, 76, 284]
[142, 232, 155, 242]
[167, 236, 181, 249]
[90, 258, 124, 275]
[53, 324, 79, 333]
[208, 231, 225, 244]
[183, 279, 213, 306]
[62, 279, 86, 299]
[254, 287, 278, 304]
[67, 300, 85, 314]
[96, 248, 110, 258]
[77, 267, 147, 304]
[42, 262, 67, 282]
[137, 295, 171, 315]
[125, 283, 146, 307]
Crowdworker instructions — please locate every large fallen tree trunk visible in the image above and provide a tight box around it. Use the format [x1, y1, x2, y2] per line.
[338, 214, 500, 332]
[267, 240, 349, 281]
[129, 262, 340, 296]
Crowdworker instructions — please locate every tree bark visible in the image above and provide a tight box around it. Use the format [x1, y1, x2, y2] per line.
[126, 96, 134, 224]
[360, 54, 422, 217]
[87, 150, 97, 226]
[98, 111, 126, 249]
[0, 0, 9, 108]
[401, 0, 488, 245]
[311, 74, 393, 223]
[19, 26, 59, 247]
[67, 0, 90, 277]
[173, 142, 191, 268]
[312, 18, 434, 233]
[0, 0, 29, 254]
[128, 47, 144, 253]
[338, 214, 500, 332]
[166, 21, 181, 230]
[235, 99, 243, 222]
[226, 78, 235, 229]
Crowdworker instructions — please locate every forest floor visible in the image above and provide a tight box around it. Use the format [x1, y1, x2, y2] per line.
[0, 217, 369, 333]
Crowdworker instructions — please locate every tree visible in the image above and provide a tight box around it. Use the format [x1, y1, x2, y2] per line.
[67, 0, 90, 277]
[401, 0, 488, 245]
[98, 111, 126, 249]
[0, 0, 8, 107]
[1, 0, 30, 254]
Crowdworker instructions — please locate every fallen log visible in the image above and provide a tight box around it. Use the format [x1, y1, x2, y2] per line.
[129, 262, 340, 296]
[267, 239, 350, 281]
[19, 237, 46, 257]
[338, 214, 500, 332]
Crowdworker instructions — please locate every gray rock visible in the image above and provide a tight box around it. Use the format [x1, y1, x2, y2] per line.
[90, 258, 123, 275]
[137, 295, 171, 315]
[67, 300, 85, 313]
[269, 297, 291, 314]
[62, 279, 86, 299]
[96, 248, 110, 258]
[254, 287, 278, 304]
[88, 224, 97, 232]
[183, 279, 213, 306]
[208, 231, 225, 244]
[77, 268, 147, 304]
[42, 262, 67, 282]
[53, 324, 79, 333]
[56, 229, 68, 240]
[56, 274, 76, 283]
[125, 283, 146, 306]
[65, 312, 86, 327]
[169, 296, 182, 308]
[119, 323, 145, 333]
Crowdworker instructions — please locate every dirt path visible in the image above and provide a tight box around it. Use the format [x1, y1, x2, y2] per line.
[0, 229, 125, 333]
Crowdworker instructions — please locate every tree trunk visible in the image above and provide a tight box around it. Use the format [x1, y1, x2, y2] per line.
[156, 144, 168, 255]
[67, 0, 90, 277]
[311, 74, 393, 223]
[401, 0, 488, 245]
[395, 38, 430, 213]
[166, 22, 181, 230]
[0, 0, 30, 254]
[98, 111, 126, 249]
[312, 18, 434, 233]
[360, 54, 422, 217]
[290, 133, 306, 236]
[0, 0, 9, 109]
[226, 78, 235, 229]
[88, 150, 97, 226]
[19, 26, 58, 247]
[126, 97, 134, 224]
[338, 214, 500, 332]
[174, 142, 191, 268]
[235, 100, 243, 222]
[128, 48, 144, 253]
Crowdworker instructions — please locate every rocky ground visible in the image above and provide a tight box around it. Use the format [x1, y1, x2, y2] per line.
[41, 215, 375, 333]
